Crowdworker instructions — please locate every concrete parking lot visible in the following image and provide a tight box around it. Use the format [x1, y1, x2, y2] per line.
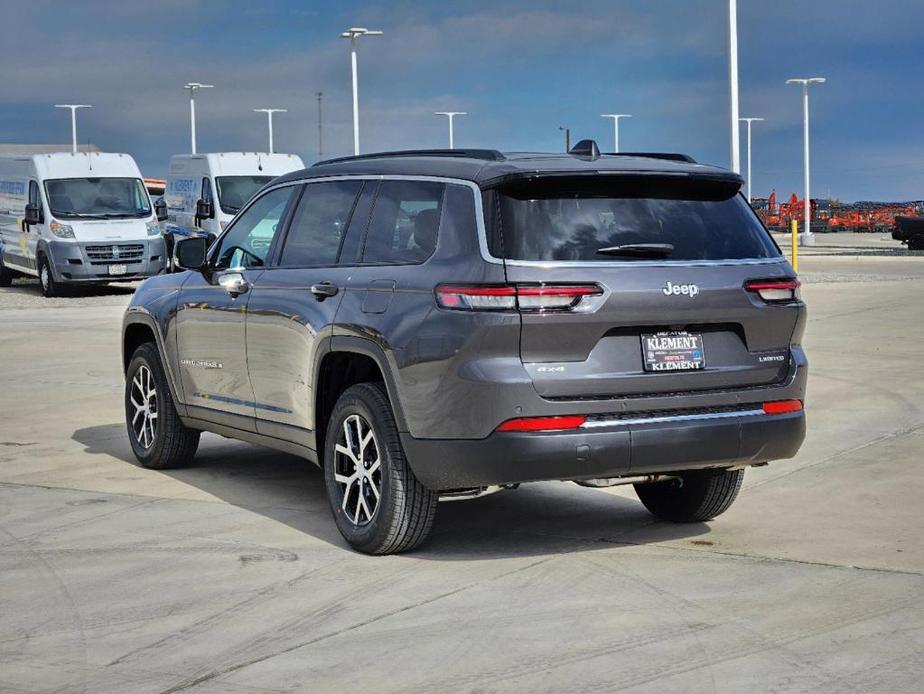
[2, 237, 923, 693]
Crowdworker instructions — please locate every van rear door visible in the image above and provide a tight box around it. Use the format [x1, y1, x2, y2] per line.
[484, 174, 803, 400]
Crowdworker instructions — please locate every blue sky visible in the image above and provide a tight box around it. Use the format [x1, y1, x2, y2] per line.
[3, 0, 924, 201]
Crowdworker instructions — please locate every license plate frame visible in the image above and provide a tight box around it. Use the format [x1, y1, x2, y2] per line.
[108, 263, 127, 276]
[641, 331, 706, 372]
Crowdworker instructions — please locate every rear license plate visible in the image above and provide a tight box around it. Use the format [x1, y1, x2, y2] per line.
[108, 264, 127, 276]
[641, 331, 705, 372]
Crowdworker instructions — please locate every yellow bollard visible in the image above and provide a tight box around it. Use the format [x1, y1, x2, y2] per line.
[790, 218, 799, 272]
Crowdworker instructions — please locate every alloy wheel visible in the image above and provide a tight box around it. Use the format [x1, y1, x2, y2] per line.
[129, 365, 158, 449]
[333, 414, 382, 526]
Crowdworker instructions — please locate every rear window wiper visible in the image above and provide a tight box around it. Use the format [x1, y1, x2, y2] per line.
[596, 243, 674, 258]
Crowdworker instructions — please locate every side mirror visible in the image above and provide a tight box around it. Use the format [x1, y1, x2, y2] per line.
[24, 203, 42, 226]
[154, 198, 168, 222]
[174, 236, 209, 271]
[196, 199, 214, 220]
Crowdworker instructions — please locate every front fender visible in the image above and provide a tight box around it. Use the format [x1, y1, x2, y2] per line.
[123, 299, 185, 413]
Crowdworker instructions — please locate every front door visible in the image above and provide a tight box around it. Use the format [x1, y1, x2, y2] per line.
[246, 179, 368, 441]
[175, 184, 297, 423]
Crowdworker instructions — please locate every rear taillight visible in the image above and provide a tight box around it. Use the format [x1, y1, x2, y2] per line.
[745, 278, 801, 303]
[496, 415, 587, 432]
[762, 399, 803, 415]
[435, 284, 602, 312]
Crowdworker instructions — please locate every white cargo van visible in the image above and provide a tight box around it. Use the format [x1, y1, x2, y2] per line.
[160, 152, 305, 235]
[0, 152, 166, 296]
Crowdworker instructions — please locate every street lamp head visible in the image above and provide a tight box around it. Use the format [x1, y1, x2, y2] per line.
[434, 111, 467, 117]
[342, 27, 383, 38]
[184, 82, 214, 91]
[601, 114, 632, 119]
[739, 117, 765, 123]
[254, 108, 288, 114]
[54, 104, 92, 109]
[787, 77, 826, 86]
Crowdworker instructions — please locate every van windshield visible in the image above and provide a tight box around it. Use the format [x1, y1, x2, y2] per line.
[45, 178, 151, 219]
[215, 176, 274, 215]
[487, 176, 780, 262]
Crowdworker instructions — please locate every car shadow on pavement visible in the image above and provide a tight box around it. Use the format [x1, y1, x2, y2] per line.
[73, 423, 711, 559]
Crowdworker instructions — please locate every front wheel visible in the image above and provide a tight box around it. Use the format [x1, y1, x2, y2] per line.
[323, 383, 437, 554]
[38, 254, 61, 297]
[635, 468, 744, 522]
[125, 342, 200, 469]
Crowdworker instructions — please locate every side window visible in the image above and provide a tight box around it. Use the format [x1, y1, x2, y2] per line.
[279, 181, 362, 267]
[212, 186, 293, 269]
[362, 180, 445, 264]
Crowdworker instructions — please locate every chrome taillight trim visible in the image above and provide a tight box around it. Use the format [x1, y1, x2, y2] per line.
[580, 408, 766, 429]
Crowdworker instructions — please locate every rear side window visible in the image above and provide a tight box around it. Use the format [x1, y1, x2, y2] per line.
[362, 180, 444, 264]
[487, 177, 779, 261]
[279, 181, 362, 267]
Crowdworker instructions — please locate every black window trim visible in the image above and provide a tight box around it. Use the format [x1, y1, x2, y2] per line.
[270, 179, 367, 270]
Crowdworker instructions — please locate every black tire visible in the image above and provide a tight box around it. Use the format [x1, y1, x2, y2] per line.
[635, 468, 745, 522]
[38, 254, 61, 297]
[0, 256, 13, 287]
[125, 342, 200, 469]
[323, 382, 437, 554]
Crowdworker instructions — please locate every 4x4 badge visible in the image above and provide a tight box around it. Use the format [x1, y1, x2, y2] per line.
[662, 281, 699, 297]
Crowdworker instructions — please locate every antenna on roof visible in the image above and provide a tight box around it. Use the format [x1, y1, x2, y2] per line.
[569, 139, 600, 160]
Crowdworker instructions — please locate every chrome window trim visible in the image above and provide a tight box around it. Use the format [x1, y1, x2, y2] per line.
[580, 408, 766, 429]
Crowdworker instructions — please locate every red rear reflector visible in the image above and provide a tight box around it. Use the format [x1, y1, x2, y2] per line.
[762, 399, 803, 415]
[496, 415, 586, 432]
[745, 278, 801, 302]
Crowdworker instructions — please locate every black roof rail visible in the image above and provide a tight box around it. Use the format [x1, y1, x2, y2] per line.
[313, 148, 506, 167]
[606, 152, 698, 163]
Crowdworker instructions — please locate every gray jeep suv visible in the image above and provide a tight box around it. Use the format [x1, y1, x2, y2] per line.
[122, 142, 807, 554]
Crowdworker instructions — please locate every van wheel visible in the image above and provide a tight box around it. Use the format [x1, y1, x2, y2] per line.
[125, 342, 200, 469]
[635, 468, 744, 522]
[0, 257, 13, 287]
[323, 383, 437, 554]
[38, 254, 61, 297]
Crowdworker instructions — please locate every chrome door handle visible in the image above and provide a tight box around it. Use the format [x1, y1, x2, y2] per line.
[310, 282, 339, 300]
[218, 272, 249, 297]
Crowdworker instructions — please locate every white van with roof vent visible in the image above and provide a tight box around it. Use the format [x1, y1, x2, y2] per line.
[159, 153, 305, 236]
[0, 152, 166, 296]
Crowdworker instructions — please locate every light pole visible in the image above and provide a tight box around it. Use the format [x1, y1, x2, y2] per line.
[434, 112, 466, 149]
[340, 27, 383, 156]
[253, 108, 287, 153]
[786, 77, 825, 246]
[738, 117, 764, 202]
[183, 83, 213, 154]
[728, 0, 740, 173]
[559, 126, 571, 152]
[600, 114, 632, 153]
[54, 105, 92, 153]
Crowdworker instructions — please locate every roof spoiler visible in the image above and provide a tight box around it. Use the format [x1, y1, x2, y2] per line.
[314, 149, 506, 166]
[607, 152, 698, 163]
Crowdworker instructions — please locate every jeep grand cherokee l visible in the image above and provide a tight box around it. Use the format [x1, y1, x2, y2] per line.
[122, 143, 807, 554]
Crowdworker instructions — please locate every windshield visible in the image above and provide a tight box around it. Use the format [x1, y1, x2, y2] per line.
[215, 176, 273, 215]
[44, 178, 151, 219]
[488, 177, 780, 262]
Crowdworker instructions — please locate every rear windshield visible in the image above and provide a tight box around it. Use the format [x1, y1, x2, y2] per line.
[486, 177, 779, 261]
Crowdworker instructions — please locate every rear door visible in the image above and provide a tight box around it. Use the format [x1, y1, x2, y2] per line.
[486, 175, 803, 399]
[246, 179, 366, 442]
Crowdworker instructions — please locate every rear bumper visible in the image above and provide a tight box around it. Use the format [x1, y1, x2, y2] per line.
[401, 409, 805, 491]
[47, 239, 166, 283]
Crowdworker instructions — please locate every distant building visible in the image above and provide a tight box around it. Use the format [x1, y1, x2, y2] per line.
[0, 144, 101, 155]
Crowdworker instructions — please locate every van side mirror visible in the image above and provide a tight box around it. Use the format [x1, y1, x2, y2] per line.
[174, 236, 209, 271]
[154, 198, 168, 222]
[196, 199, 214, 220]
[24, 203, 43, 226]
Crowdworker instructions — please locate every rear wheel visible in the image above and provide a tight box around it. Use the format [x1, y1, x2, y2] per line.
[635, 468, 744, 522]
[125, 342, 200, 469]
[323, 383, 437, 554]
